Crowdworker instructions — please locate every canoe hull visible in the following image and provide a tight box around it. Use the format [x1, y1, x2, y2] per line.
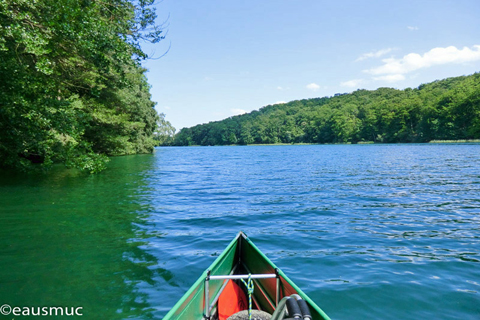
[163, 232, 331, 320]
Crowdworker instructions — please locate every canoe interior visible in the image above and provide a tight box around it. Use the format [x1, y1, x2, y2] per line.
[163, 232, 331, 320]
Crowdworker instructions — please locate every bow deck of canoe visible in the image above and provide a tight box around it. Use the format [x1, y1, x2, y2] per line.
[163, 232, 331, 320]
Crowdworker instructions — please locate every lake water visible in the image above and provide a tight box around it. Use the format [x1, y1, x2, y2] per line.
[0, 144, 479, 319]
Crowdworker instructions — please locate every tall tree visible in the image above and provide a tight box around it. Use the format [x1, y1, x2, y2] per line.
[0, 0, 164, 172]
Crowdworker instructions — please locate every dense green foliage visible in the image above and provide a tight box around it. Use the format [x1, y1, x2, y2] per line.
[154, 112, 176, 146]
[0, 0, 164, 172]
[173, 73, 480, 146]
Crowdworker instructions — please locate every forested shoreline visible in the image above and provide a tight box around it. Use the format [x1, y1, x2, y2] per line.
[173, 73, 480, 146]
[0, 0, 165, 172]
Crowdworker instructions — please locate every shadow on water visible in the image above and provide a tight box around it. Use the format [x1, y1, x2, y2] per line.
[0, 155, 160, 319]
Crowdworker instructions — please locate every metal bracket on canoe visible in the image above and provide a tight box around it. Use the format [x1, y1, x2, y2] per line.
[203, 271, 280, 320]
[275, 268, 280, 307]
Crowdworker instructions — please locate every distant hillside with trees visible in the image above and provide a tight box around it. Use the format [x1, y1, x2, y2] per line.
[172, 73, 480, 146]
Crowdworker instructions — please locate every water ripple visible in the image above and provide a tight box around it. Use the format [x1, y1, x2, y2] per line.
[148, 144, 480, 319]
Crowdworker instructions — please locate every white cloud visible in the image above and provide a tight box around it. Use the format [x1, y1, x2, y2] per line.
[273, 101, 287, 105]
[356, 48, 393, 62]
[373, 74, 406, 82]
[164, 106, 171, 110]
[340, 79, 364, 88]
[365, 45, 480, 75]
[306, 83, 320, 91]
[407, 26, 419, 31]
[231, 108, 247, 115]
[277, 86, 290, 90]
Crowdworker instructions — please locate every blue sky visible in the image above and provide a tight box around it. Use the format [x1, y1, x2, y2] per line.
[141, 0, 480, 131]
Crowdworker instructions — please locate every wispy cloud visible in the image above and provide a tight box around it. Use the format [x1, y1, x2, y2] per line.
[273, 101, 287, 105]
[277, 86, 290, 91]
[356, 48, 393, 62]
[340, 79, 364, 88]
[231, 108, 247, 115]
[407, 26, 419, 31]
[364, 45, 480, 76]
[306, 83, 320, 91]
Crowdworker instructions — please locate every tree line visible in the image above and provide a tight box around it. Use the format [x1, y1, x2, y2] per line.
[172, 73, 480, 146]
[0, 0, 166, 172]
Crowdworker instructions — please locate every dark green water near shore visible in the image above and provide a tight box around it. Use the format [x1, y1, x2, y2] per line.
[1, 144, 479, 319]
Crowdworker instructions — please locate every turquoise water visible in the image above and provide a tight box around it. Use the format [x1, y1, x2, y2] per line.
[1, 144, 479, 319]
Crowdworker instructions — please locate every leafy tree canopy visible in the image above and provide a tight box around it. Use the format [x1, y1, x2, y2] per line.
[0, 0, 165, 172]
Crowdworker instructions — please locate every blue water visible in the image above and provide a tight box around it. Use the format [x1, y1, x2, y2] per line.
[1, 144, 479, 319]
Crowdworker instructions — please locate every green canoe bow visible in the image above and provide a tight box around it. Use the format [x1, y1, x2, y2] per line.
[163, 232, 330, 320]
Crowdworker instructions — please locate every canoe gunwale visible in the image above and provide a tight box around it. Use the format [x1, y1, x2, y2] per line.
[163, 232, 331, 320]
[162, 233, 241, 320]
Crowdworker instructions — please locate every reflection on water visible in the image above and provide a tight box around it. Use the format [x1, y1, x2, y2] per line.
[0, 155, 160, 319]
[1, 144, 480, 320]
